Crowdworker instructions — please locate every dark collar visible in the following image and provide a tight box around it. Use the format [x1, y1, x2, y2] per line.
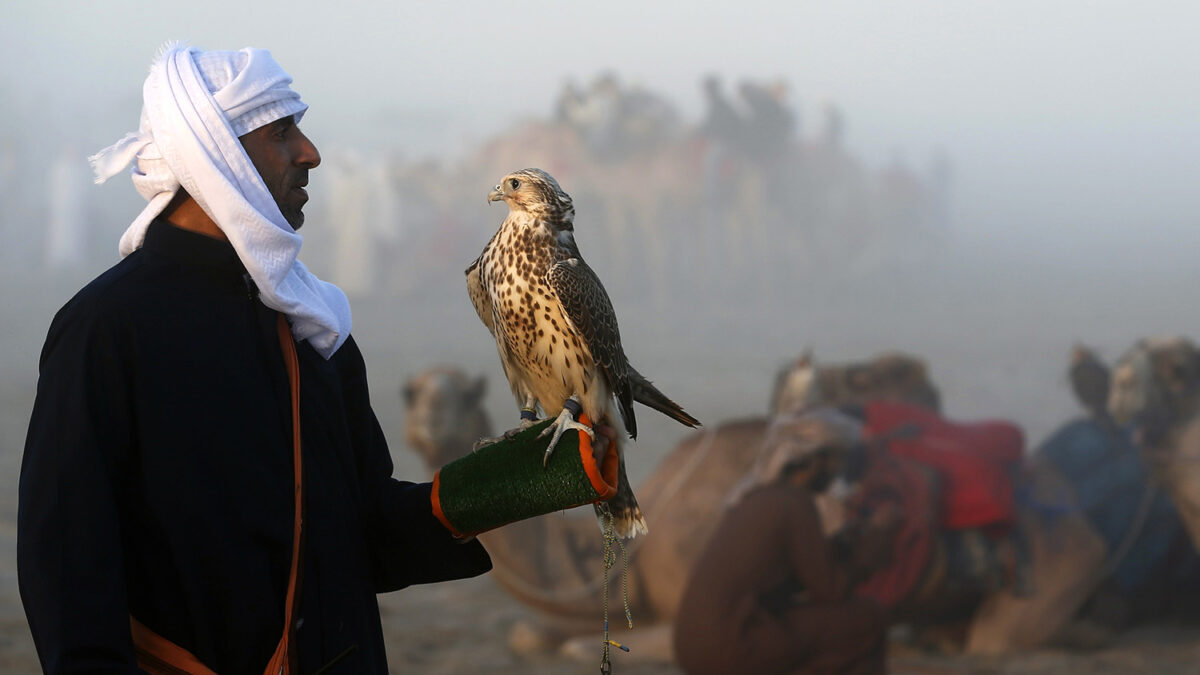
[141, 217, 245, 276]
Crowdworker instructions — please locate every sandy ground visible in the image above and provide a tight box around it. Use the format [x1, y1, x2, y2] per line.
[3, 235, 1200, 673]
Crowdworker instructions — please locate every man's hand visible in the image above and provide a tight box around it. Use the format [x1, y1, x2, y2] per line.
[850, 504, 902, 575]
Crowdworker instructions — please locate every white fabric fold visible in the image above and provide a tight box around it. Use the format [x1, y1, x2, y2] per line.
[88, 43, 350, 358]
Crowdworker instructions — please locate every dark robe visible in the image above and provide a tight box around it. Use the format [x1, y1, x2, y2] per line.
[18, 219, 491, 674]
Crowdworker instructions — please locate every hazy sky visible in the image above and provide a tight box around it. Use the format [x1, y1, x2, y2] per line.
[2, 1, 1199, 464]
[3, 1, 1198, 254]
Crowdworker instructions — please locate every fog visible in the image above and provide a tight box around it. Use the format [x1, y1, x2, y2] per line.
[1, 4, 1199, 666]
[2, 0, 1197, 463]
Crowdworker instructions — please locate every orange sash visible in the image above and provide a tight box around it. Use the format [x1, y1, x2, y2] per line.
[130, 617, 217, 675]
[131, 313, 304, 674]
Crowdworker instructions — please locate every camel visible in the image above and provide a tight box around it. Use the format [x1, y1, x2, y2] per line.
[963, 341, 1200, 654]
[764, 351, 1118, 655]
[1105, 336, 1200, 550]
[770, 350, 942, 415]
[400, 354, 945, 659]
[401, 367, 492, 471]
[402, 366, 767, 659]
[959, 457, 1108, 654]
[400, 351, 1107, 660]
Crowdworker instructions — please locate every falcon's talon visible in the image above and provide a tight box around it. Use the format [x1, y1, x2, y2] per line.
[501, 422, 530, 439]
[538, 407, 594, 466]
[473, 420, 538, 452]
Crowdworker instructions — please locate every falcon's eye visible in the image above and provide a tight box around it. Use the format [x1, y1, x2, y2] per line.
[509, 178, 520, 190]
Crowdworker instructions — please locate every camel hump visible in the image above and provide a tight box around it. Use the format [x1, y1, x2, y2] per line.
[771, 350, 941, 415]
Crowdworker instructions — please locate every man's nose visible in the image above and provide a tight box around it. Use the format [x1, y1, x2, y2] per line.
[294, 129, 321, 169]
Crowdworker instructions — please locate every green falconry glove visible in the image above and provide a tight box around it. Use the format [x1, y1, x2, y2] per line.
[431, 414, 618, 537]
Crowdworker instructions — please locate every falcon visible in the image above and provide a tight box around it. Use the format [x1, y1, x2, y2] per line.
[466, 168, 700, 538]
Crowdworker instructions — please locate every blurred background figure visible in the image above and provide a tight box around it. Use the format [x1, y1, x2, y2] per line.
[321, 147, 404, 295]
[737, 78, 795, 162]
[0, 140, 17, 260]
[44, 145, 90, 269]
[699, 74, 742, 149]
[821, 100, 845, 150]
[674, 409, 894, 675]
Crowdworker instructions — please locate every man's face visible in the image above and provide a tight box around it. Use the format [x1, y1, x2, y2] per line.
[240, 115, 321, 229]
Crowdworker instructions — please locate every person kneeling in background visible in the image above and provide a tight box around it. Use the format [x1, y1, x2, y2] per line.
[673, 409, 897, 675]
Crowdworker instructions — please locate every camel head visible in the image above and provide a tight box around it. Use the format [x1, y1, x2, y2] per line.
[1108, 336, 1200, 434]
[770, 350, 941, 416]
[402, 367, 492, 471]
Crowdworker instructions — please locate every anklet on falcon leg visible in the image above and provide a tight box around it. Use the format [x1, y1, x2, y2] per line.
[519, 394, 540, 429]
[473, 398, 542, 450]
[538, 396, 595, 466]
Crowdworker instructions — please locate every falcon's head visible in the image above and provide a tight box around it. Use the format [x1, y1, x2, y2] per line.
[488, 168, 575, 225]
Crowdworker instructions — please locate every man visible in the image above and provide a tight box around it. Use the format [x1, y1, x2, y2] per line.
[19, 44, 492, 673]
[673, 409, 895, 675]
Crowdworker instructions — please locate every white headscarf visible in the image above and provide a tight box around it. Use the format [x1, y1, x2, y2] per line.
[89, 42, 351, 359]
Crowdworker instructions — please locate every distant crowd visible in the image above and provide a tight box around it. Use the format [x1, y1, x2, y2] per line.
[9, 72, 952, 304]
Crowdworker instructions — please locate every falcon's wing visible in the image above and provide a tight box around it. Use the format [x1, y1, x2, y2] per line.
[465, 257, 494, 334]
[547, 258, 637, 437]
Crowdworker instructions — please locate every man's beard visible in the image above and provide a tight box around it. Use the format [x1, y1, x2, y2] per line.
[281, 205, 304, 230]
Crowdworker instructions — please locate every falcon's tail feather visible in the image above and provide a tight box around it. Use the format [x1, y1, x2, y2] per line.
[615, 388, 637, 440]
[628, 368, 701, 430]
[595, 501, 647, 540]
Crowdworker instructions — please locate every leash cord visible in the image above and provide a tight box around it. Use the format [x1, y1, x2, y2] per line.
[599, 506, 633, 674]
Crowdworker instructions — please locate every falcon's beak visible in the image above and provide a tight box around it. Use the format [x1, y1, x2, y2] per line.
[488, 185, 504, 204]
